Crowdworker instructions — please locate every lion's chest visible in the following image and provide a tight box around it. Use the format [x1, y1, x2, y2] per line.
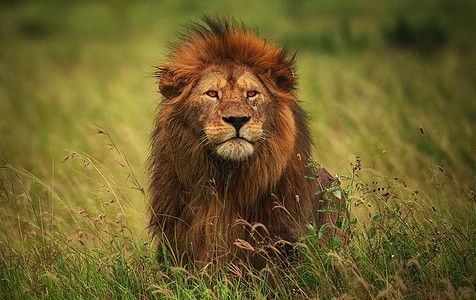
[179, 191, 297, 258]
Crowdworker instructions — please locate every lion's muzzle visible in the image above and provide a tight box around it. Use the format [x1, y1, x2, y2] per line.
[208, 115, 253, 161]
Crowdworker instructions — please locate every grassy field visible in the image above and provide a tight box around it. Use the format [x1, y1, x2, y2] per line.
[0, 0, 475, 298]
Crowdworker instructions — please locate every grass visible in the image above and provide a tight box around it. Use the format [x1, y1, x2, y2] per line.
[0, 0, 475, 298]
[1, 154, 474, 298]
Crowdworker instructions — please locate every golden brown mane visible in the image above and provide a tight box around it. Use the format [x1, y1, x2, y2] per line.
[148, 17, 340, 269]
[156, 17, 295, 99]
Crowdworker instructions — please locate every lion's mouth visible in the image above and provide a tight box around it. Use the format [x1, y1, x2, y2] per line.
[217, 136, 253, 146]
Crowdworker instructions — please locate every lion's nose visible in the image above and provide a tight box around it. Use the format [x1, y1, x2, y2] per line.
[223, 116, 251, 132]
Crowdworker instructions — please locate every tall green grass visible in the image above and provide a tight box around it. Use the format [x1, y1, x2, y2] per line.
[1, 151, 474, 298]
[1, 0, 475, 298]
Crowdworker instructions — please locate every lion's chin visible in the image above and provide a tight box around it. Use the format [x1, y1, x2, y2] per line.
[215, 138, 254, 161]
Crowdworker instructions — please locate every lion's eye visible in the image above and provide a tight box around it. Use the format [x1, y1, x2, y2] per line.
[206, 90, 218, 98]
[247, 91, 258, 98]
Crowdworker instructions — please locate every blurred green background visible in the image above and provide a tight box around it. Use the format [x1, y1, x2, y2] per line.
[1, 0, 475, 233]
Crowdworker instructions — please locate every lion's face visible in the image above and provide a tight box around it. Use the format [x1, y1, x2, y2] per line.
[190, 64, 270, 161]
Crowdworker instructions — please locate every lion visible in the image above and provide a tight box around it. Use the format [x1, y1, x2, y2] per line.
[148, 17, 342, 269]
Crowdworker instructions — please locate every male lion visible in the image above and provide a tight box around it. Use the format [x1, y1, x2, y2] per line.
[148, 17, 341, 269]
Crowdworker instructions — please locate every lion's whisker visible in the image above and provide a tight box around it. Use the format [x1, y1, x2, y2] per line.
[195, 134, 211, 149]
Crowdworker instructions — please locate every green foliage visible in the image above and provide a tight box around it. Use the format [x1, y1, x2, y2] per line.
[296, 158, 475, 298]
[384, 17, 447, 53]
[0, 0, 475, 298]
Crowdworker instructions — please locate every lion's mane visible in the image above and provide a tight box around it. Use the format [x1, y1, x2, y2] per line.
[148, 17, 338, 268]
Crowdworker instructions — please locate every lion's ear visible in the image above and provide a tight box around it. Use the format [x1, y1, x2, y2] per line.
[274, 66, 295, 92]
[158, 68, 184, 100]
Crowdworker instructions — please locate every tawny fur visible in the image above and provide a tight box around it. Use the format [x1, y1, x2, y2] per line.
[148, 17, 340, 269]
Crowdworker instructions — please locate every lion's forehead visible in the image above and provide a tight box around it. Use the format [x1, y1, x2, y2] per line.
[197, 66, 262, 92]
[236, 73, 260, 90]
